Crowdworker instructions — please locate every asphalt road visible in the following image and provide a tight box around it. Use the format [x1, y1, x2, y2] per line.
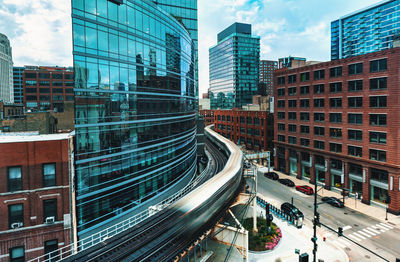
[256, 174, 400, 262]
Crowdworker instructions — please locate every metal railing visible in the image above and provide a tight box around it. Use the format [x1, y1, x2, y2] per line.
[30, 152, 213, 262]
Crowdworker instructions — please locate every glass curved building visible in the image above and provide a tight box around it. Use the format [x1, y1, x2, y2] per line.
[71, 0, 196, 236]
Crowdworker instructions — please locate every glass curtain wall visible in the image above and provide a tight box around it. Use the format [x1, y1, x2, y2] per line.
[72, 0, 196, 235]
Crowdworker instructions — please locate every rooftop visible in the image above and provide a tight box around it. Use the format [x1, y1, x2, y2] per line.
[0, 131, 74, 143]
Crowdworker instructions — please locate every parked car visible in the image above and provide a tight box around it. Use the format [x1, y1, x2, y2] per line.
[264, 172, 279, 180]
[321, 197, 344, 208]
[281, 202, 304, 219]
[278, 178, 295, 187]
[296, 185, 314, 195]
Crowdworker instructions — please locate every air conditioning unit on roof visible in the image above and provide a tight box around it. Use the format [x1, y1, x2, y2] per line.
[45, 216, 55, 224]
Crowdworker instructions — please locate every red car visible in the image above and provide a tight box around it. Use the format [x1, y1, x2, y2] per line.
[296, 185, 314, 195]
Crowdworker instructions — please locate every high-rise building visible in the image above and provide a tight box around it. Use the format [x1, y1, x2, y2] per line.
[71, 0, 197, 238]
[274, 47, 400, 215]
[13, 67, 24, 104]
[331, 0, 400, 60]
[259, 60, 277, 96]
[209, 22, 260, 109]
[23, 66, 74, 112]
[0, 33, 13, 103]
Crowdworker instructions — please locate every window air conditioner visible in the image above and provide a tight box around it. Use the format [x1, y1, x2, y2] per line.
[11, 222, 23, 229]
[45, 216, 55, 224]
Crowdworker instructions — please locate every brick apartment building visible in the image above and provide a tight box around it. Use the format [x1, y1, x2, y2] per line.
[23, 66, 74, 112]
[259, 60, 277, 96]
[199, 109, 214, 127]
[213, 109, 273, 152]
[273, 47, 400, 214]
[0, 133, 74, 261]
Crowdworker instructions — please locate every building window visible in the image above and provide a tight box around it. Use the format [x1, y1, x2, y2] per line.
[277, 112, 285, 119]
[348, 63, 363, 75]
[330, 143, 342, 153]
[313, 84, 324, 94]
[7, 166, 22, 192]
[370, 77, 387, 90]
[222, 115, 225, 121]
[288, 74, 297, 84]
[288, 87, 297, 96]
[329, 82, 342, 93]
[277, 76, 285, 85]
[300, 125, 310, 134]
[314, 126, 325, 136]
[348, 97, 362, 108]
[348, 130, 362, 141]
[369, 96, 387, 108]
[300, 112, 309, 121]
[300, 86, 309, 94]
[9, 246, 24, 262]
[329, 66, 342, 77]
[314, 112, 324, 122]
[329, 113, 342, 123]
[330, 98, 342, 108]
[246, 117, 252, 125]
[369, 132, 386, 144]
[288, 100, 297, 108]
[348, 113, 362, 125]
[371, 168, 388, 183]
[253, 117, 259, 125]
[288, 124, 297, 132]
[277, 100, 285, 108]
[288, 136, 297, 144]
[348, 80, 363, 92]
[348, 146, 362, 157]
[300, 72, 310, 82]
[277, 88, 285, 96]
[370, 114, 387, 126]
[330, 128, 342, 138]
[43, 199, 57, 222]
[313, 98, 324, 108]
[313, 69, 325, 80]
[370, 58, 387, 73]
[277, 123, 285, 131]
[44, 239, 59, 262]
[43, 163, 56, 187]
[288, 112, 297, 120]
[300, 138, 310, 147]
[300, 99, 309, 108]
[277, 135, 285, 142]
[314, 140, 325, 150]
[240, 127, 245, 134]
[8, 204, 23, 229]
[369, 149, 386, 162]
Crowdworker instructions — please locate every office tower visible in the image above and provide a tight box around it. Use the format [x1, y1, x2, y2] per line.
[0, 33, 13, 103]
[209, 22, 260, 109]
[331, 0, 400, 60]
[13, 67, 24, 104]
[71, 0, 197, 237]
[274, 47, 400, 215]
[259, 60, 277, 96]
[23, 66, 74, 112]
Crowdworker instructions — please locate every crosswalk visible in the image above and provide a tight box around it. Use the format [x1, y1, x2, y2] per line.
[325, 222, 394, 249]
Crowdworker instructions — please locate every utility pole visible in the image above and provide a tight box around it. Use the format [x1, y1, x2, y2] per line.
[253, 162, 258, 232]
[312, 175, 318, 262]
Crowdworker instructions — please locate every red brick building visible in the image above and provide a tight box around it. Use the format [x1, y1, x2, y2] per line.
[0, 133, 73, 261]
[259, 60, 277, 96]
[199, 109, 214, 127]
[212, 109, 273, 152]
[273, 47, 400, 214]
[23, 66, 74, 112]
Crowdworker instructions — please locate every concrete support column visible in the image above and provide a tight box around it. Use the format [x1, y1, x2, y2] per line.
[388, 174, 400, 215]
[310, 154, 316, 184]
[296, 152, 302, 180]
[362, 167, 370, 205]
[325, 158, 331, 190]
[344, 161, 350, 190]
[274, 154, 278, 171]
[284, 148, 290, 175]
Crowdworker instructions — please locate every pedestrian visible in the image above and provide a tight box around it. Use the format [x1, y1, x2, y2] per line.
[355, 192, 358, 199]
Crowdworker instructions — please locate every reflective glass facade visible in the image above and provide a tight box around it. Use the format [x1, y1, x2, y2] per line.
[331, 0, 400, 60]
[209, 23, 260, 109]
[13, 67, 24, 104]
[72, 0, 196, 235]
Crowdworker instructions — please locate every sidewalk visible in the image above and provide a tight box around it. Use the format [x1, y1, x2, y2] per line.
[270, 169, 400, 227]
[249, 204, 348, 262]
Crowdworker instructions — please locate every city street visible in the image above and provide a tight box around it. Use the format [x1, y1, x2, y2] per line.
[257, 173, 400, 262]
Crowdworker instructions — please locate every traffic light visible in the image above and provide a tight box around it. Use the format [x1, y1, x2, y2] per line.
[338, 227, 343, 236]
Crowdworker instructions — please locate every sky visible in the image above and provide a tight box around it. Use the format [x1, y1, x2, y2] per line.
[0, 0, 382, 95]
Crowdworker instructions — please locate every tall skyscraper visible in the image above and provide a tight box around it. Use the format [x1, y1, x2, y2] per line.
[0, 33, 13, 103]
[331, 0, 400, 60]
[259, 60, 277, 96]
[13, 67, 24, 104]
[71, 0, 197, 238]
[209, 22, 260, 109]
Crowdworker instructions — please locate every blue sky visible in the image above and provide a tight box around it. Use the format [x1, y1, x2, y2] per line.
[0, 0, 382, 94]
